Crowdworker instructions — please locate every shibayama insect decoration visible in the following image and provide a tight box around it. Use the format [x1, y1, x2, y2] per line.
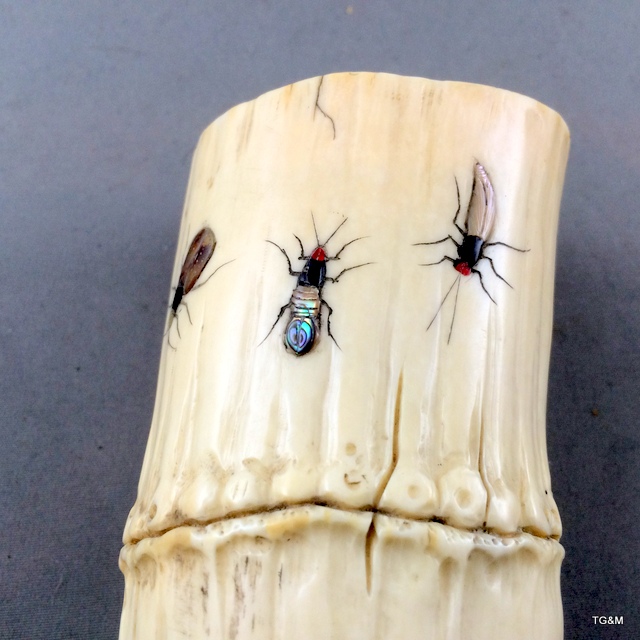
[414, 162, 528, 343]
[166, 226, 233, 349]
[261, 214, 371, 356]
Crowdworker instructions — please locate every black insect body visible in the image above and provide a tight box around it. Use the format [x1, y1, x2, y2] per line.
[263, 216, 370, 356]
[415, 162, 528, 342]
[166, 227, 232, 349]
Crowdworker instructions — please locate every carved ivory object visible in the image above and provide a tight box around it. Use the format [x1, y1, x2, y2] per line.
[119, 73, 569, 640]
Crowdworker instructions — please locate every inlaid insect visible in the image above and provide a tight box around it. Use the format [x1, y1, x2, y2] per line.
[415, 162, 528, 343]
[262, 214, 371, 356]
[166, 226, 233, 349]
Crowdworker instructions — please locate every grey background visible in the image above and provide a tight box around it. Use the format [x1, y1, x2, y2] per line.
[0, 2, 638, 638]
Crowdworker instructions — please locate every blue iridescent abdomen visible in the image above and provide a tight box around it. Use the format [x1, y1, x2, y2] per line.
[284, 285, 322, 356]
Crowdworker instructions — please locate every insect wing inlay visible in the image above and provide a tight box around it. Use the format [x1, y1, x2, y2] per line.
[166, 226, 221, 349]
[466, 162, 495, 240]
[180, 227, 216, 294]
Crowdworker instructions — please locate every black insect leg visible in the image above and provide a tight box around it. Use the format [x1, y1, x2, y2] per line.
[320, 298, 340, 350]
[482, 255, 513, 289]
[325, 261, 373, 283]
[415, 176, 463, 248]
[419, 255, 455, 267]
[484, 241, 529, 252]
[267, 240, 301, 277]
[165, 310, 182, 351]
[165, 312, 178, 351]
[452, 177, 465, 235]
[181, 302, 193, 326]
[413, 235, 460, 248]
[259, 301, 292, 346]
[294, 234, 308, 260]
[328, 235, 368, 261]
[471, 268, 496, 304]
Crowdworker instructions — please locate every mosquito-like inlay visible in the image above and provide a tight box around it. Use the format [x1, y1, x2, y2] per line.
[415, 162, 528, 343]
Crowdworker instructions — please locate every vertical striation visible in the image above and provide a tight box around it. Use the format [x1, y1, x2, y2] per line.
[120, 72, 569, 640]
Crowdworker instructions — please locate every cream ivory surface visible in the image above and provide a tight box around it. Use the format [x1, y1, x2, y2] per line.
[120, 506, 564, 640]
[124, 72, 567, 542]
[120, 72, 569, 639]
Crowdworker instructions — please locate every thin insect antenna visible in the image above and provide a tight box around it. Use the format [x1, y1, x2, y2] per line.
[322, 216, 348, 247]
[310, 211, 320, 246]
[194, 259, 236, 288]
[426, 275, 460, 333]
[447, 276, 462, 344]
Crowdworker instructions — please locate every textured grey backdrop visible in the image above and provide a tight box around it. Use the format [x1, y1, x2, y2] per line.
[0, 2, 638, 638]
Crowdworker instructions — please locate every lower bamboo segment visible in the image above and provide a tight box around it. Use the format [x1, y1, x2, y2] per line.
[119, 506, 563, 640]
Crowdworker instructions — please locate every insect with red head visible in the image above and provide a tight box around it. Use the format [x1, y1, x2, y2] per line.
[415, 162, 528, 343]
[262, 214, 371, 356]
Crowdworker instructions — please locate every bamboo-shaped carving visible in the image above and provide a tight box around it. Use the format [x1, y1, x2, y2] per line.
[119, 72, 569, 640]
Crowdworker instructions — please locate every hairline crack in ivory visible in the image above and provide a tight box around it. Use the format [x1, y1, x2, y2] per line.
[119, 72, 569, 640]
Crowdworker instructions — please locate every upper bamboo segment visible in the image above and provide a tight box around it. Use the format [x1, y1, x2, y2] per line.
[125, 73, 569, 544]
